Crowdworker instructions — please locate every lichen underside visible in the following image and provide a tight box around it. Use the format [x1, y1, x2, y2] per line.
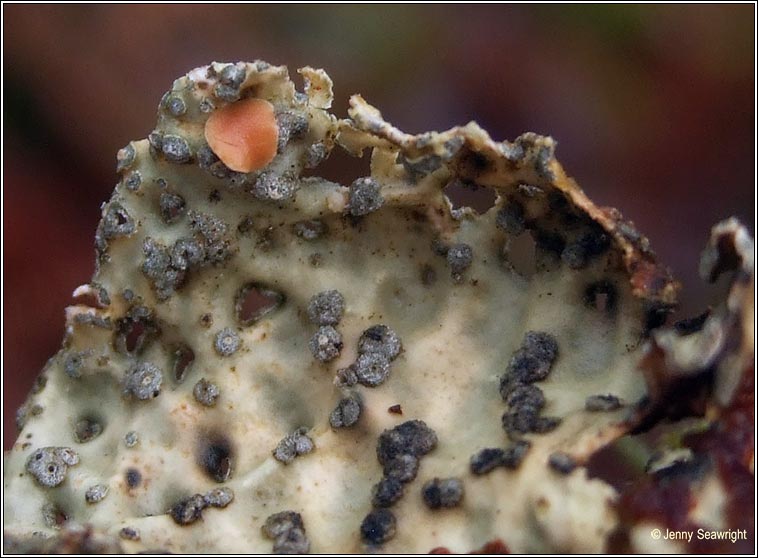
[4, 61, 753, 554]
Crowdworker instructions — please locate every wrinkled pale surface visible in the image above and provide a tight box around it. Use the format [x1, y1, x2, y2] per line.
[5, 62, 673, 553]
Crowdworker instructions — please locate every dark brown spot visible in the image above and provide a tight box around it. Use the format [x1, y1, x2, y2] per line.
[532, 228, 566, 257]
[125, 468, 141, 489]
[235, 282, 285, 326]
[54, 508, 68, 526]
[388, 404, 403, 415]
[547, 191, 569, 212]
[114, 306, 159, 355]
[456, 148, 492, 177]
[172, 344, 195, 383]
[125, 321, 146, 353]
[198, 432, 234, 482]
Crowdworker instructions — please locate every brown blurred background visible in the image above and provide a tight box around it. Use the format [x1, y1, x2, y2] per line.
[3, 4, 754, 447]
